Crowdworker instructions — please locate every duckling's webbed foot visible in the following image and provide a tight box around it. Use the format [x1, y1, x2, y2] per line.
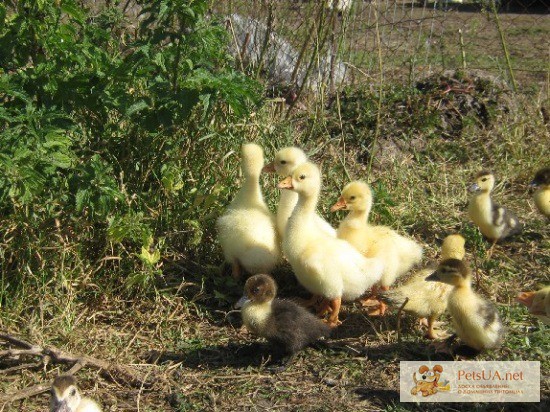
[366, 300, 388, 317]
[323, 298, 342, 328]
[424, 317, 450, 340]
[316, 298, 332, 317]
[359, 297, 380, 308]
[358, 285, 380, 307]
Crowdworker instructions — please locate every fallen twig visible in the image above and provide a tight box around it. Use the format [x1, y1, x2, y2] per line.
[1, 382, 51, 403]
[0, 333, 152, 390]
[0, 362, 41, 375]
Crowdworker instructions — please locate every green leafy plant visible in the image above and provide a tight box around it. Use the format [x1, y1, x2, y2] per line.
[0, 0, 260, 300]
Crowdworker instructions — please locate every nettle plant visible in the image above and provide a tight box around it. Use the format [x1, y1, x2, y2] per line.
[0, 0, 260, 299]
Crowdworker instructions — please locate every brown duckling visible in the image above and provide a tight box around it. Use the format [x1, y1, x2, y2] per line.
[236, 274, 331, 362]
[50, 375, 101, 412]
[426, 259, 504, 355]
[531, 167, 550, 219]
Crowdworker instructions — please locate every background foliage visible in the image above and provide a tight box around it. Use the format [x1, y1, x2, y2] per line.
[0, 0, 260, 302]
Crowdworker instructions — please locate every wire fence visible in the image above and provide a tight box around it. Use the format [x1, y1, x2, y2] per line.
[217, 0, 549, 96]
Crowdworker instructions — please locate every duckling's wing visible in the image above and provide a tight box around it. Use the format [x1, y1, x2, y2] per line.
[473, 298, 505, 349]
[378, 288, 407, 307]
[266, 300, 331, 354]
[478, 299, 500, 328]
[491, 202, 522, 238]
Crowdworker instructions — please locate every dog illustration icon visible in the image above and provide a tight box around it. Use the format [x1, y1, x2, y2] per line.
[410, 364, 450, 397]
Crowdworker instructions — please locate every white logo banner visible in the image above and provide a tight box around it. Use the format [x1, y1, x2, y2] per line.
[400, 361, 540, 403]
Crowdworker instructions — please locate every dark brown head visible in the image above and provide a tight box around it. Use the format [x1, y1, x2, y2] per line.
[244, 274, 277, 304]
[531, 167, 550, 187]
[425, 258, 471, 286]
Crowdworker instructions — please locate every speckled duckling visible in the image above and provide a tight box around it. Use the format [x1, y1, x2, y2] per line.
[50, 375, 101, 412]
[379, 234, 466, 339]
[237, 274, 331, 361]
[531, 167, 550, 219]
[468, 171, 522, 255]
[426, 259, 504, 355]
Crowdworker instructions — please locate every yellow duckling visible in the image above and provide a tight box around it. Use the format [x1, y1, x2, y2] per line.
[468, 171, 522, 255]
[217, 143, 280, 279]
[278, 163, 384, 327]
[50, 375, 101, 412]
[530, 167, 550, 219]
[236, 274, 331, 363]
[517, 286, 550, 325]
[331, 181, 423, 315]
[263, 147, 336, 239]
[379, 234, 466, 339]
[426, 259, 504, 354]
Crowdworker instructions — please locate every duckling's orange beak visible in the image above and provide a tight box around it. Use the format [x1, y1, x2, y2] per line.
[517, 291, 535, 308]
[330, 196, 347, 212]
[277, 176, 293, 190]
[262, 162, 275, 173]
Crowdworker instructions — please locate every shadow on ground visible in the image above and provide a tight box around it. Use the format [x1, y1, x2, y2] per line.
[143, 342, 280, 370]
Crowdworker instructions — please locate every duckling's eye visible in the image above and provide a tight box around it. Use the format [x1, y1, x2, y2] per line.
[349, 196, 356, 201]
[253, 287, 260, 294]
[280, 160, 287, 165]
[481, 178, 487, 182]
[70, 388, 76, 397]
[299, 175, 306, 180]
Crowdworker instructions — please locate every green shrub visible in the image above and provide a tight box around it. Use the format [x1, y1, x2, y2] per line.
[0, 0, 260, 302]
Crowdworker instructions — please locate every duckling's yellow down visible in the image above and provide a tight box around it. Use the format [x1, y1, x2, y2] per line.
[334, 181, 423, 288]
[216, 143, 280, 277]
